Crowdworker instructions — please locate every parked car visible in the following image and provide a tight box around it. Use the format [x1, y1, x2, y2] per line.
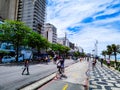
[2, 56, 15, 63]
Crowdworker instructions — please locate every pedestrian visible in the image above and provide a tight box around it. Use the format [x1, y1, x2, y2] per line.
[87, 57, 89, 62]
[56, 59, 62, 76]
[80, 58, 82, 62]
[92, 59, 96, 69]
[22, 59, 30, 75]
[100, 58, 103, 67]
[106, 58, 110, 68]
[60, 56, 65, 73]
[53, 54, 57, 64]
[45, 56, 48, 64]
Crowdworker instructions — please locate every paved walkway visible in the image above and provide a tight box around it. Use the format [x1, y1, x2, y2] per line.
[89, 60, 120, 90]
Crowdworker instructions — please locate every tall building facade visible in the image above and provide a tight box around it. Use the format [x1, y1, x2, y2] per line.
[19, 0, 46, 34]
[0, 0, 19, 20]
[44, 23, 57, 43]
[0, 0, 46, 34]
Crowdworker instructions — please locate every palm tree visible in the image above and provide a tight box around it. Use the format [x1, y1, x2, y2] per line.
[106, 45, 112, 60]
[101, 50, 107, 60]
[111, 44, 120, 66]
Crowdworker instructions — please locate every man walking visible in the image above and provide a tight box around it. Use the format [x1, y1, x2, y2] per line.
[53, 54, 57, 64]
[100, 58, 104, 67]
[22, 59, 30, 75]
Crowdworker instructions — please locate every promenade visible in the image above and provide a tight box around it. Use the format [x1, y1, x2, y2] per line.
[89, 60, 120, 90]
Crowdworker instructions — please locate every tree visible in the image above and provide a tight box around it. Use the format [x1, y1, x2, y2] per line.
[50, 43, 59, 52]
[63, 46, 70, 57]
[73, 51, 80, 58]
[80, 52, 86, 58]
[27, 31, 50, 53]
[111, 44, 120, 66]
[106, 45, 112, 60]
[101, 50, 107, 60]
[50, 43, 70, 57]
[0, 20, 32, 62]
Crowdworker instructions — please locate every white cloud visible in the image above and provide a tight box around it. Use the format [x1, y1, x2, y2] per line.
[69, 27, 120, 54]
[46, 0, 120, 55]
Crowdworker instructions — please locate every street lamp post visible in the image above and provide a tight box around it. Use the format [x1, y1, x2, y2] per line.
[95, 40, 98, 57]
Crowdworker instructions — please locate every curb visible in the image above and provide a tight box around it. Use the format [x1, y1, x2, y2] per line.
[20, 73, 56, 90]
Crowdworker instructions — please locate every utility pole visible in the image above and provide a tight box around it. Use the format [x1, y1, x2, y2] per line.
[65, 32, 67, 46]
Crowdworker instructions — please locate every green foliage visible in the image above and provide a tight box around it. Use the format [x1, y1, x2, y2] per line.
[102, 44, 120, 67]
[0, 20, 51, 55]
[106, 45, 112, 59]
[73, 51, 79, 57]
[0, 20, 32, 62]
[50, 43, 70, 55]
[101, 50, 107, 60]
[0, 50, 10, 55]
[0, 20, 32, 45]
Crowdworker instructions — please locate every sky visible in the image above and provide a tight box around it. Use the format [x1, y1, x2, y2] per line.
[46, 0, 120, 56]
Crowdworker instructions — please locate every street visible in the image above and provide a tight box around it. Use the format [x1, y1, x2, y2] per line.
[0, 59, 75, 90]
[38, 60, 89, 90]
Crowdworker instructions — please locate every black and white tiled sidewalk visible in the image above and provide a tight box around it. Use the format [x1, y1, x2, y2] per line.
[89, 61, 120, 90]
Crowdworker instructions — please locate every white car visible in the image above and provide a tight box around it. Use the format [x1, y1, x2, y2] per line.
[2, 56, 15, 63]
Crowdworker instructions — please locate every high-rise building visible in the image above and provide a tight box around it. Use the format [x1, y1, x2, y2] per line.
[19, 0, 46, 34]
[0, 0, 19, 20]
[44, 23, 57, 43]
[0, 0, 46, 34]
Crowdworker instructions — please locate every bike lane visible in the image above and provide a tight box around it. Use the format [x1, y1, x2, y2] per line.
[38, 60, 89, 90]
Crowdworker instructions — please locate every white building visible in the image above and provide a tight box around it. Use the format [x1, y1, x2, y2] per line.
[57, 37, 69, 47]
[74, 46, 83, 53]
[44, 23, 57, 43]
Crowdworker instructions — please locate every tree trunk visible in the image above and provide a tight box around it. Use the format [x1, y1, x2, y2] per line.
[104, 55, 106, 60]
[109, 55, 111, 60]
[16, 37, 19, 62]
[16, 42, 19, 62]
[115, 54, 117, 67]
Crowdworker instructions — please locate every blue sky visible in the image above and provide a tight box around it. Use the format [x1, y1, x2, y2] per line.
[46, 0, 120, 55]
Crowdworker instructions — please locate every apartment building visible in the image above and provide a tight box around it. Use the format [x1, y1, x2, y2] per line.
[0, 0, 19, 20]
[0, 0, 46, 34]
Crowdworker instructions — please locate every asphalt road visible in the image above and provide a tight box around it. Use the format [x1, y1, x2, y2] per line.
[0, 59, 75, 90]
[38, 60, 89, 90]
